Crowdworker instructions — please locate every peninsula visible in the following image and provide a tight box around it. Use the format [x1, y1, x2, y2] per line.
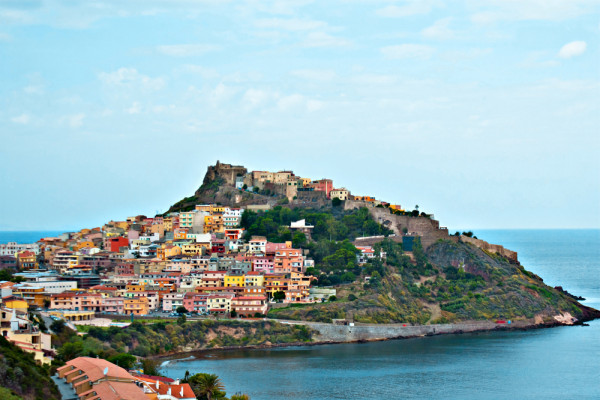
[1, 161, 598, 371]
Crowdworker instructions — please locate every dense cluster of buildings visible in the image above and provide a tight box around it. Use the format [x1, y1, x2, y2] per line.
[0, 166, 395, 367]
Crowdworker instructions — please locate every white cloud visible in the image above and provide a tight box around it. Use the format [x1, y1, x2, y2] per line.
[381, 44, 434, 59]
[61, 113, 85, 128]
[306, 99, 324, 112]
[375, 2, 434, 18]
[255, 18, 327, 31]
[301, 32, 350, 48]
[98, 67, 165, 91]
[157, 44, 219, 57]
[126, 102, 141, 114]
[277, 94, 306, 111]
[181, 65, 220, 79]
[469, 0, 597, 23]
[242, 88, 271, 108]
[11, 113, 30, 124]
[558, 41, 587, 59]
[23, 85, 44, 95]
[422, 18, 454, 40]
[210, 83, 237, 106]
[290, 69, 336, 81]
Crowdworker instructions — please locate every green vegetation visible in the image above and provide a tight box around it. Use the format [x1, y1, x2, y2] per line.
[0, 336, 60, 400]
[241, 206, 391, 284]
[269, 237, 589, 324]
[187, 373, 226, 400]
[51, 320, 313, 362]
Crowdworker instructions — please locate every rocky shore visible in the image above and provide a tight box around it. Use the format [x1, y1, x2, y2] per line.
[154, 310, 600, 361]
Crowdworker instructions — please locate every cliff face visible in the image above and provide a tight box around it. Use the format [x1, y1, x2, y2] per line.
[168, 161, 281, 213]
[199, 160, 247, 191]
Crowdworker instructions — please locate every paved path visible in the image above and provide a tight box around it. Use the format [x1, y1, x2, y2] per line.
[51, 375, 78, 400]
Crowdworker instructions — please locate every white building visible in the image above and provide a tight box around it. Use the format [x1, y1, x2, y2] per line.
[0, 242, 40, 256]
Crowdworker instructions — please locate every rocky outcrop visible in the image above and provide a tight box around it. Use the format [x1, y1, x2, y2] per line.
[200, 160, 247, 189]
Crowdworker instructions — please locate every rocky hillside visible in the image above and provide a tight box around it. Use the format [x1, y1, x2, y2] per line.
[269, 238, 600, 324]
[0, 337, 59, 400]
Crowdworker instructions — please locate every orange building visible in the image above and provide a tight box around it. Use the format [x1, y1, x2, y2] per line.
[273, 248, 304, 273]
[124, 297, 149, 315]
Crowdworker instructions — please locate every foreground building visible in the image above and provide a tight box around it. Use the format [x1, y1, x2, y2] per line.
[56, 357, 147, 399]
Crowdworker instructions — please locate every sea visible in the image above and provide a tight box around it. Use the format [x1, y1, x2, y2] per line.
[158, 229, 600, 400]
[0, 231, 64, 244]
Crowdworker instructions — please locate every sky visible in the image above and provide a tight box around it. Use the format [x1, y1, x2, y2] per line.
[0, 0, 598, 232]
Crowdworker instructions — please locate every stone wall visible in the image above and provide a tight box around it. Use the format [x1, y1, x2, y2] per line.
[345, 200, 517, 261]
[201, 161, 247, 187]
[282, 319, 536, 342]
[459, 236, 518, 262]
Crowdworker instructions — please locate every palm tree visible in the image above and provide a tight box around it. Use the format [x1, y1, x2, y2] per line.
[189, 373, 225, 400]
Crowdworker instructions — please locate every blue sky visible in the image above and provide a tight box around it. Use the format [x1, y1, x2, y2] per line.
[0, 0, 598, 231]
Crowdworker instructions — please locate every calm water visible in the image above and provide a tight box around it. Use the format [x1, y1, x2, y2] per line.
[161, 230, 600, 399]
[0, 231, 64, 244]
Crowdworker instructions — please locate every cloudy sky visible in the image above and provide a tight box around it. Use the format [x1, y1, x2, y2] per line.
[0, 0, 598, 231]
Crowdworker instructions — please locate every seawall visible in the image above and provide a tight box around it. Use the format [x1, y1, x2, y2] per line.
[277, 319, 542, 343]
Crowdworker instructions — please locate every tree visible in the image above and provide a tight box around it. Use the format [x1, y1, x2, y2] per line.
[273, 291, 287, 301]
[176, 306, 188, 314]
[177, 314, 187, 325]
[108, 353, 136, 369]
[188, 373, 226, 400]
[230, 309, 237, 318]
[332, 197, 342, 207]
[328, 295, 337, 302]
[141, 358, 161, 376]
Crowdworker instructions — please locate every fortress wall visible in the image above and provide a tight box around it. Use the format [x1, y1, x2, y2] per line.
[460, 236, 518, 262]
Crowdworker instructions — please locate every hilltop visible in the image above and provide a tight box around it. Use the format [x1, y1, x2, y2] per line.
[167, 161, 599, 326]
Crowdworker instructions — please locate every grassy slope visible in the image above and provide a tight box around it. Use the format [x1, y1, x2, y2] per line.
[269, 239, 594, 324]
[0, 337, 60, 400]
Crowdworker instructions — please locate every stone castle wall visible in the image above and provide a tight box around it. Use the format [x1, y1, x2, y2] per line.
[201, 160, 247, 188]
[345, 200, 516, 261]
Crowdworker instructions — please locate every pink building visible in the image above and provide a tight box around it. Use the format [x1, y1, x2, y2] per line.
[103, 297, 124, 314]
[162, 292, 184, 312]
[251, 256, 274, 274]
[311, 179, 333, 198]
[50, 292, 104, 312]
[183, 293, 209, 313]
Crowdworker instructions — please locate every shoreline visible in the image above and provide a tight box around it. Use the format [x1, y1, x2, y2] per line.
[151, 314, 598, 361]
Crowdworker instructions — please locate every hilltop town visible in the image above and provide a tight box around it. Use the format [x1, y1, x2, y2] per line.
[0, 161, 597, 398]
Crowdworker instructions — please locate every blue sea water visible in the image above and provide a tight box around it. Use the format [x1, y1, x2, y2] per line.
[0, 231, 64, 244]
[161, 229, 600, 400]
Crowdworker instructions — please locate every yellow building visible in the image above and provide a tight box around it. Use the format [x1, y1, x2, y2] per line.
[74, 240, 95, 251]
[244, 273, 265, 287]
[211, 205, 226, 213]
[11, 285, 48, 308]
[389, 204, 405, 212]
[224, 274, 245, 287]
[2, 297, 28, 312]
[124, 297, 149, 315]
[180, 242, 208, 256]
[1, 307, 52, 364]
[126, 284, 146, 292]
[163, 217, 174, 232]
[330, 188, 350, 201]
